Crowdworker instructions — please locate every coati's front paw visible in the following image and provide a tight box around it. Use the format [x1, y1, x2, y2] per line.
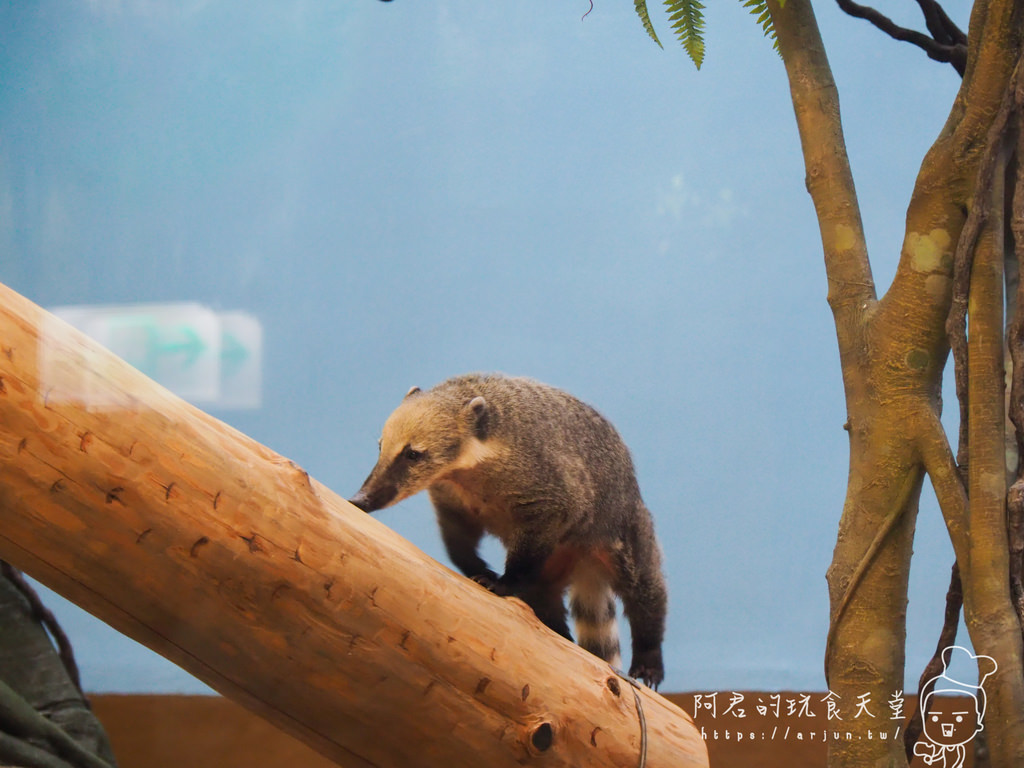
[470, 570, 501, 591]
[471, 572, 514, 596]
[629, 648, 664, 691]
[489, 578, 515, 597]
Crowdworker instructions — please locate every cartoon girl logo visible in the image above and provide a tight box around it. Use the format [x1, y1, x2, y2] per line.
[913, 645, 997, 768]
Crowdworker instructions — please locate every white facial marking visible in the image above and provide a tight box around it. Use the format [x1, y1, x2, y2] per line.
[449, 437, 501, 470]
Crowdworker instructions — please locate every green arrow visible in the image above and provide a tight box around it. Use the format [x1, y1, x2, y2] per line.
[220, 332, 249, 377]
[107, 316, 206, 374]
[156, 326, 205, 368]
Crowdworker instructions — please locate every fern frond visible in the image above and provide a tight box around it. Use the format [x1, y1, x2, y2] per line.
[664, 0, 706, 69]
[633, 0, 664, 48]
[742, 0, 780, 53]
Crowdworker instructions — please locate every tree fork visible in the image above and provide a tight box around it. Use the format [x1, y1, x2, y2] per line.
[771, 0, 1024, 765]
[0, 281, 708, 768]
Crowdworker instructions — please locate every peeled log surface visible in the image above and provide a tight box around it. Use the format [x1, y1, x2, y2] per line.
[0, 281, 707, 768]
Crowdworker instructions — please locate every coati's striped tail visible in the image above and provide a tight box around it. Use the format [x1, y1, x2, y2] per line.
[569, 578, 621, 670]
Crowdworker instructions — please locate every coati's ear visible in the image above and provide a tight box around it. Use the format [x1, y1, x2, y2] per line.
[466, 396, 489, 440]
[404, 386, 421, 399]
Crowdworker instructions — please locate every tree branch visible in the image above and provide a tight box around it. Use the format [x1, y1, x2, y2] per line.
[946, 55, 1022, 472]
[1009, 106, 1024, 634]
[835, 0, 966, 75]
[956, 0, 1022, 153]
[963, 124, 1024, 768]
[912, 0, 967, 47]
[769, 0, 875, 321]
[919, 412, 969, 560]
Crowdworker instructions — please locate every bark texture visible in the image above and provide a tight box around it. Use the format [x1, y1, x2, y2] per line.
[769, 0, 1024, 765]
[0, 281, 707, 768]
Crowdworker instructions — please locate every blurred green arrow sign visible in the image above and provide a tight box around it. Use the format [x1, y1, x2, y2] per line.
[52, 303, 261, 409]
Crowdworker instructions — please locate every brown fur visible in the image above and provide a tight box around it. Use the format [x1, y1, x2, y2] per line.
[350, 373, 668, 689]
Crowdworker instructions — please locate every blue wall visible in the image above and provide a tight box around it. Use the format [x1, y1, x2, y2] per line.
[2, 0, 966, 693]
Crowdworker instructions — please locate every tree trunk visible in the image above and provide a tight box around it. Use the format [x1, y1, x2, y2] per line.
[769, 0, 1024, 765]
[0, 280, 708, 768]
[964, 153, 1024, 768]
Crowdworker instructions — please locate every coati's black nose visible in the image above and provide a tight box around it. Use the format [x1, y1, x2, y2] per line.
[348, 491, 374, 513]
[349, 482, 397, 513]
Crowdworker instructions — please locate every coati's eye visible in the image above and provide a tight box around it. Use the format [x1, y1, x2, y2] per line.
[403, 447, 425, 462]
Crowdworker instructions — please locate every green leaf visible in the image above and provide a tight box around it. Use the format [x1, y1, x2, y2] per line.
[664, 0, 706, 69]
[637, 0, 781, 64]
[633, 0, 664, 48]
[742, 0, 780, 53]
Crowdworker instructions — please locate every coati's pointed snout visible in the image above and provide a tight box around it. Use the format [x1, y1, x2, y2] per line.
[349, 480, 397, 513]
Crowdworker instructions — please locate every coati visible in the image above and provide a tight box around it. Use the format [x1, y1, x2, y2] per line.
[349, 373, 668, 689]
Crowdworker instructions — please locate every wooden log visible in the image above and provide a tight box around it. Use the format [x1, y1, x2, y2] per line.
[0, 281, 707, 768]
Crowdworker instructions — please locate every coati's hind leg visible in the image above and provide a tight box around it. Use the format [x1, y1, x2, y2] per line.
[621, 585, 666, 689]
[616, 538, 667, 690]
[569, 558, 622, 669]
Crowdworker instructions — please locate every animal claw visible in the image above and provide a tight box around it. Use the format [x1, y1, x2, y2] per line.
[471, 572, 514, 596]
